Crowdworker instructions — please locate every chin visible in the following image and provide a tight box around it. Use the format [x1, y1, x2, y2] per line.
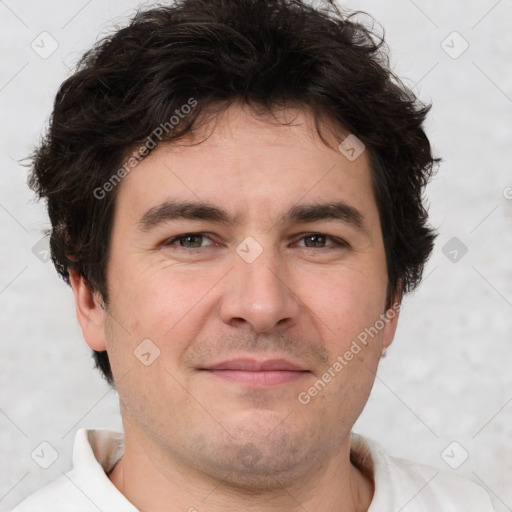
[188, 415, 330, 491]
[212, 443, 319, 492]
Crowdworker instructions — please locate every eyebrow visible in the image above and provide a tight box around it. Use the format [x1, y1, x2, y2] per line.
[138, 201, 235, 231]
[285, 202, 366, 232]
[137, 200, 367, 234]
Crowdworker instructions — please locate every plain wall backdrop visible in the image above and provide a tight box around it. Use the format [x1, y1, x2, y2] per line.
[1, 0, 511, 510]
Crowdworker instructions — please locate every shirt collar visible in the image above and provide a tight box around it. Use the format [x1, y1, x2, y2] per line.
[70, 428, 137, 511]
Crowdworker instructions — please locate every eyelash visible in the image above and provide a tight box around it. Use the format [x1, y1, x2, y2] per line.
[163, 232, 349, 250]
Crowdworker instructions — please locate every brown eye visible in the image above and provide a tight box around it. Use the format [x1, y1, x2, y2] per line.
[304, 234, 327, 248]
[166, 233, 214, 249]
[178, 234, 203, 248]
[296, 233, 347, 249]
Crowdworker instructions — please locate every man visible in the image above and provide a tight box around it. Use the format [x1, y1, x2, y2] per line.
[13, 0, 494, 510]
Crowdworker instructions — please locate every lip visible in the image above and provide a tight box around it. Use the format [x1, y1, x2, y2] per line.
[201, 358, 310, 387]
[205, 358, 306, 372]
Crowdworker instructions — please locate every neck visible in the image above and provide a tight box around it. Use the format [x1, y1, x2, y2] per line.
[108, 427, 374, 512]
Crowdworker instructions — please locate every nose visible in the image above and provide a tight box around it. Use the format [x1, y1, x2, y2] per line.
[220, 243, 301, 333]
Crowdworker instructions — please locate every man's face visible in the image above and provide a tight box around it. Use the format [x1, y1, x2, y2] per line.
[83, 104, 398, 487]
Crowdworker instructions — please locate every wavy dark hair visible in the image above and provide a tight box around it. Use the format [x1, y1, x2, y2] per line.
[29, 0, 438, 385]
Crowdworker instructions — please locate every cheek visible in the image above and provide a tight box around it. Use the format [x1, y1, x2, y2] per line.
[103, 267, 199, 405]
[106, 259, 220, 359]
[300, 262, 387, 342]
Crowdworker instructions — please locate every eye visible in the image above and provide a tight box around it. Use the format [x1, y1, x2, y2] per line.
[295, 233, 348, 249]
[165, 233, 215, 249]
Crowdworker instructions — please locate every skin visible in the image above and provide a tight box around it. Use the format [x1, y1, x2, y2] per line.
[70, 103, 400, 512]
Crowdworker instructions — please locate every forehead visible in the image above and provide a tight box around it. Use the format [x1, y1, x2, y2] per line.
[114, 103, 379, 231]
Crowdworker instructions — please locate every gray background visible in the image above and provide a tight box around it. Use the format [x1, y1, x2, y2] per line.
[1, 0, 511, 510]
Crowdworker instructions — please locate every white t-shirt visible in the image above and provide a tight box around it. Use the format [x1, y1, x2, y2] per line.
[11, 429, 494, 512]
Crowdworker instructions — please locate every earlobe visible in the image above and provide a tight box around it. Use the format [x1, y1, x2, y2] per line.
[381, 292, 403, 351]
[69, 270, 108, 351]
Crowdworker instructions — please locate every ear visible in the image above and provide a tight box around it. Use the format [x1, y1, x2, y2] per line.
[69, 270, 108, 352]
[381, 289, 403, 351]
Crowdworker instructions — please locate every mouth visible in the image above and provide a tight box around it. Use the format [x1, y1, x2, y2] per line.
[200, 358, 311, 387]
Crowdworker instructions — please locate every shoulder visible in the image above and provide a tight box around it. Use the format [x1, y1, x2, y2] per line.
[351, 434, 495, 512]
[9, 429, 135, 512]
[387, 453, 494, 511]
[9, 472, 95, 512]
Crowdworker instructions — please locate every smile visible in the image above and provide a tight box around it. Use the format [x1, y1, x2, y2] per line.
[200, 358, 311, 387]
